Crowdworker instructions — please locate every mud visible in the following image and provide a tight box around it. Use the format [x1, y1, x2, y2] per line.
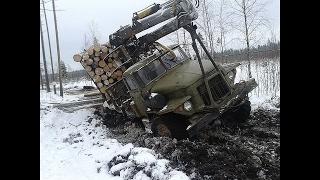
[94, 107, 280, 180]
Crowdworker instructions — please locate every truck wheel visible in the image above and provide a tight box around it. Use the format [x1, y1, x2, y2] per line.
[151, 114, 190, 140]
[151, 117, 172, 137]
[222, 99, 251, 124]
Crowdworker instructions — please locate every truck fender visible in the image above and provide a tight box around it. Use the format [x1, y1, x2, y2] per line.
[157, 95, 191, 115]
[222, 62, 241, 73]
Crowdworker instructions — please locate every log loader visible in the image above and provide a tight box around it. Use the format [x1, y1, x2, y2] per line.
[74, 0, 258, 139]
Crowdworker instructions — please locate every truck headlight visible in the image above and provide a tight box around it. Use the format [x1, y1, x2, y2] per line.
[183, 101, 192, 111]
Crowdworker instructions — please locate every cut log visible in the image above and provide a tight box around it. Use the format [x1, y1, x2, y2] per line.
[98, 60, 107, 67]
[82, 54, 90, 60]
[93, 44, 101, 52]
[115, 70, 123, 77]
[93, 57, 100, 62]
[108, 78, 114, 84]
[83, 91, 101, 97]
[103, 80, 110, 86]
[87, 48, 94, 55]
[108, 62, 113, 68]
[100, 86, 107, 93]
[97, 82, 103, 88]
[88, 71, 95, 77]
[100, 52, 108, 60]
[112, 61, 118, 68]
[101, 46, 109, 53]
[86, 59, 93, 65]
[106, 71, 112, 77]
[94, 51, 101, 57]
[103, 66, 110, 72]
[101, 74, 108, 81]
[111, 73, 117, 79]
[85, 66, 92, 72]
[110, 67, 116, 73]
[91, 62, 98, 69]
[93, 75, 102, 83]
[116, 76, 122, 81]
[95, 68, 104, 76]
[73, 54, 82, 62]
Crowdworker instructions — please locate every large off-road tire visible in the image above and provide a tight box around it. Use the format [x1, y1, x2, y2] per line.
[222, 99, 251, 124]
[151, 113, 190, 140]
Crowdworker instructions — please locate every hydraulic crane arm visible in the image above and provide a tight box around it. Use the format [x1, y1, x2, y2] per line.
[109, 0, 198, 49]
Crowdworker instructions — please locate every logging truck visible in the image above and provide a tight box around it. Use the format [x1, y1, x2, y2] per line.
[73, 0, 257, 139]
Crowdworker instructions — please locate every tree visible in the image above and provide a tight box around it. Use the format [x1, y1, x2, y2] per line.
[60, 61, 68, 80]
[89, 20, 100, 45]
[82, 33, 90, 51]
[216, 0, 233, 63]
[81, 21, 101, 51]
[196, 0, 215, 57]
[230, 0, 269, 78]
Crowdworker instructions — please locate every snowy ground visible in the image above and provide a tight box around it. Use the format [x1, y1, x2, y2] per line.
[40, 88, 189, 180]
[235, 58, 280, 110]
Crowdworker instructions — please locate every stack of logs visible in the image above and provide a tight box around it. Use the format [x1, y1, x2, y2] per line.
[73, 42, 126, 95]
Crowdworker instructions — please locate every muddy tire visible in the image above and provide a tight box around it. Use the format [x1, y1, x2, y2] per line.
[151, 114, 190, 140]
[222, 99, 251, 124]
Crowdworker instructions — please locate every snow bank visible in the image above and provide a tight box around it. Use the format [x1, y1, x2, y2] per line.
[40, 89, 190, 180]
[235, 58, 280, 98]
[107, 146, 189, 180]
[249, 93, 280, 111]
[234, 59, 280, 110]
[61, 79, 95, 90]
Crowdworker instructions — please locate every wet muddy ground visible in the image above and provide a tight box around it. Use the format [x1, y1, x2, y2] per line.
[94, 107, 280, 180]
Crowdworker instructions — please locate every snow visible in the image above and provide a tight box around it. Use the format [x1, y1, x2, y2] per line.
[168, 171, 190, 180]
[150, 93, 158, 98]
[40, 87, 190, 180]
[40, 108, 116, 180]
[129, 148, 157, 165]
[54, 79, 95, 90]
[160, 105, 168, 111]
[234, 59, 280, 110]
[249, 93, 280, 111]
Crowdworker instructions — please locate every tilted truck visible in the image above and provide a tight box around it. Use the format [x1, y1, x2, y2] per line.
[73, 0, 258, 139]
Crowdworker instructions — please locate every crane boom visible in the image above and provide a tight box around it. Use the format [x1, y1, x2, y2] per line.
[109, 0, 198, 51]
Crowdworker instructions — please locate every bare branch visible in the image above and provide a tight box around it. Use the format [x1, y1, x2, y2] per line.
[233, 0, 243, 9]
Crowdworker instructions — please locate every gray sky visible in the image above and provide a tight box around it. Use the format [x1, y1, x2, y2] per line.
[40, 0, 279, 71]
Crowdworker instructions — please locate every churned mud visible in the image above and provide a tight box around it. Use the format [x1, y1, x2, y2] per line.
[94, 107, 280, 180]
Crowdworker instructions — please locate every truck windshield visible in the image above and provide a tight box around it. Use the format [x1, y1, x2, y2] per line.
[125, 59, 166, 90]
[160, 47, 186, 69]
[136, 59, 166, 86]
[124, 47, 187, 90]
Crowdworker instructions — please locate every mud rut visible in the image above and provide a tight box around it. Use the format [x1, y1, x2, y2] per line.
[93, 107, 280, 180]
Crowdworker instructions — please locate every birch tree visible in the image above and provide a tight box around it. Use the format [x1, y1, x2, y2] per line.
[230, 0, 269, 78]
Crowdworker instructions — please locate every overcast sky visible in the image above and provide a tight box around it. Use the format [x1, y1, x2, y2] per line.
[40, 0, 279, 71]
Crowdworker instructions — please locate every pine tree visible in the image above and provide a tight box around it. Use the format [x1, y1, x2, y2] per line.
[60, 61, 68, 80]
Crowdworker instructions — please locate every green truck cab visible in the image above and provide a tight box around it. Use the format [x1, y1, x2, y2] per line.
[115, 43, 257, 139]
